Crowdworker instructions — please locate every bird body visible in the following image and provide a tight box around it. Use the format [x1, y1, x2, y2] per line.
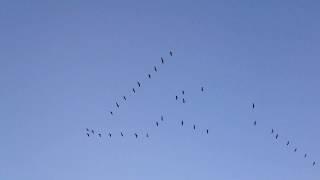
[123, 96, 127, 101]
[170, 51, 173, 56]
[193, 125, 196, 130]
[86, 133, 90, 137]
[181, 121, 184, 126]
[134, 133, 138, 138]
[133, 88, 136, 93]
[253, 121, 257, 126]
[206, 129, 209, 134]
[161, 57, 164, 64]
[156, 122, 159, 127]
[148, 74, 151, 79]
[286, 141, 290, 146]
[108, 133, 112, 138]
[275, 134, 279, 139]
[116, 102, 120, 108]
[137, 81, 141, 87]
[154, 66, 157, 72]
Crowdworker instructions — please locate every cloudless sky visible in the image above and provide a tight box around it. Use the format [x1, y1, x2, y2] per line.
[0, 0, 319, 179]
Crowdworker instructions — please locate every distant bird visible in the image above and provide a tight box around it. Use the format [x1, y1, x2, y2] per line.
[193, 124, 196, 130]
[148, 74, 151, 79]
[176, 95, 178, 100]
[182, 90, 185, 95]
[252, 103, 255, 109]
[156, 121, 159, 127]
[161, 115, 164, 121]
[170, 51, 173, 56]
[132, 88, 136, 93]
[137, 81, 141, 87]
[206, 129, 209, 134]
[271, 129, 274, 134]
[275, 134, 279, 139]
[253, 121, 257, 126]
[86, 128, 89, 131]
[181, 120, 184, 126]
[304, 154, 307, 158]
[313, 161, 316, 166]
[182, 98, 186, 103]
[146, 133, 149, 138]
[91, 130, 94, 134]
[116, 102, 120, 108]
[110, 111, 114, 115]
[201, 87, 204, 92]
[123, 96, 127, 101]
[294, 148, 297, 152]
[86, 133, 90, 137]
[161, 57, 164, 64]
[154, 66, 157, 72]
[121, 132, 124, 137]
[134, 133, 138, 138]
[286, 141, 290, 146]
[98, 133, 102, 137]
[108, 133, 112, 138]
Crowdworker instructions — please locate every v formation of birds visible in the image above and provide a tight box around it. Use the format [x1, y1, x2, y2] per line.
[85, 50, 316, 168]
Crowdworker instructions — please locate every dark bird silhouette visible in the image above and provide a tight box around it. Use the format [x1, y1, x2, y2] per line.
[294, 148, 297, 152]
[271, 129, 274, 134]
[146, 133, 149, 138]
[313, 161, 316, 166]
[134, 133, 138, 138]
[286, 141, 290, 146]
[132, 88, 136, 93]
[201, 87, 204, 92]
[182, 98, 186, 103]
[181, 120, 184, 126]
[161, 57, 164, 64]
[121, 132, 124, 137]
[176, 95, 178, 100]
[154, 66, 157, 72]
[304, 154, 307, 158]
[86, 133, 90, 137]
[110, 111, 113, 115]
[123, 96, 127, 101]
[98, 133, 102, 137]
[156, 121, 159, 127]
[137, 81, 141, 87]
[253, 121, 257, 126]
[206, 129, 209, 134]
[116, 102, 120, 108]
[148, 74, 151, 79]
[170, 51, 173, 56]
[86, 128, 89, 131]
[275, 134, 279, 139]
[252, 103, 255, 109]
[193, 124, 196, 130]
[182, 90, 185, 95]
[108, 133, 112, 138]
[161, 115, 164, 121]
[91, 130, 94, 134]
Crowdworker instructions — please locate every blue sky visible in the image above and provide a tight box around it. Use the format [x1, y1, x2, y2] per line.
[0, 0, 319, 179]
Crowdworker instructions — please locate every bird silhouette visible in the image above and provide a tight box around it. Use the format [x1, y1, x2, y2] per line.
[154, 66, 157, 72]
[206, 129, 209, 134]
[123, 96, 127, 101]
[86, 128, 89, 131]
[91, 130, 94, 134]
[116, 102, 120, 108]
[252, 103, 255, 109]
[181, 120, 184, 126]
[108, 133, 112, 138]
[304, 154, 307, 158]
[201, 87, 204, 92]
[271, 129, 274, 134]
[193, 124, 196, 130]
[170, 51, 173, 56]
[137, 81, 141, 87]
[275, 134, 279, 139]
[176, 95, 178, 100]
[146, 133, 149, 138]
[313, 161, 316, 166]
[161, 57, 164, 64]
[253, 121, 257, 126]
[182, 90, 185, 95]
[132, 88, 136, 93]
[286, 141, 290, 146]
[182, 98, 186, 103]
[134, 133, 138, 138]
[121, 132, 124, 137]
[110, 111, 113, 115]
[86, 133, 90, 137]
[148, 74, 151, 79]
[98, 133, 102, 137]
[156, 121, 159, 127]
[294, 148, 297, 152]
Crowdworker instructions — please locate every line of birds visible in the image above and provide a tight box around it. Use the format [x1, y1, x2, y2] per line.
[108, 51, 173, 117]
[252, 103, 316, 167]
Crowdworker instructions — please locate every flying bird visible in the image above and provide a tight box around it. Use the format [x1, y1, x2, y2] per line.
[134, 133, 138, 138]
[108, 133, 112, 138]
[313, 161, 316, 166]
[116, 102, 120, 108]
[91, 130, 94, 134]
[286, 141, 290, 146]
[86, 133, 90, 137]
[294, 148, 297, 152]
[206, 129, 209, 134]
[193, 124, 196, 130]
[137, 81, 141, 87]
[161, 57, 164, 64]
[201, 87, 204, 92]
[169, 51, 173, 56]
[252, 103, 255, 109]
[154, 66, 157, 72]
[148, 74, 151, 79]
[156, 121, 159, 127]
[146, 133, 149, 138]
[182, 90, 185, 95]
[123, 96, 127, 101]
[253, 121, 257, 126]
[121, 132, 124, 137]
[181, 120, 184, 126]
[110, 111, 113, 115]
[182, 98, 186, 103]
[86, 128, 89, 131]
[271, 129, 274, 134]
[176, 95, 178, 100]
[161, 115, 164, 121]
[98, 133, 102, 137]
[132, 88, 136, 93]
[275, 134, 279, 139]
[304, 154, 307, 158]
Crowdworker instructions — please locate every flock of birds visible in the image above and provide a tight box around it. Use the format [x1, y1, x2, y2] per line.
[84, 50, 316, 168]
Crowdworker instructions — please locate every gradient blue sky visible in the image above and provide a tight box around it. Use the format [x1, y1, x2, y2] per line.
[1, 0, 319, 179]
